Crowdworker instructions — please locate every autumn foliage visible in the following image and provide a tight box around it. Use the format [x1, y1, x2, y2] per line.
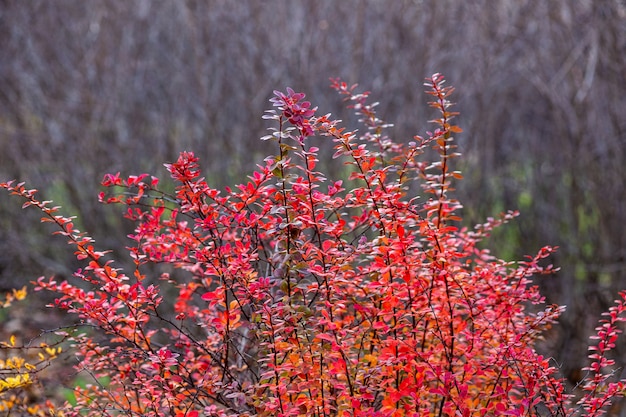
[0, 287, 62, 416]
[2, 75, 626, 416]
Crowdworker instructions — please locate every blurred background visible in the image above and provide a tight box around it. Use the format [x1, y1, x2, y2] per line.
[0, 0, 624, 394]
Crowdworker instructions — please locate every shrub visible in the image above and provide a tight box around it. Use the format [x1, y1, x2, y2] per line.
[0, 287, 62, 416]
[2, 74, 625, 416]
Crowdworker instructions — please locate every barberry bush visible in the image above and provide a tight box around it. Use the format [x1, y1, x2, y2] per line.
[2, 74, 626, 416]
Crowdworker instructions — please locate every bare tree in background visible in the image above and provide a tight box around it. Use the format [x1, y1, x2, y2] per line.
[0, 0, 625, 400]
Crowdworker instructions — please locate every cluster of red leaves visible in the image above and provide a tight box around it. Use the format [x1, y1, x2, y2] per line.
[2, 75, 626, 416]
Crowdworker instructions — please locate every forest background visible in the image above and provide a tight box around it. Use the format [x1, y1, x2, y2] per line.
[0, 0, 624, 396]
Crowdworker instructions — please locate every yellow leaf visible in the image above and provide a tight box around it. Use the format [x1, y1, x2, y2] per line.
[363, 354, 378, 366]
[7, 357, 25, 369]
[3, 373, 30, 390]
[45, 347, 60, 357]
[12, 286, 27, 301]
